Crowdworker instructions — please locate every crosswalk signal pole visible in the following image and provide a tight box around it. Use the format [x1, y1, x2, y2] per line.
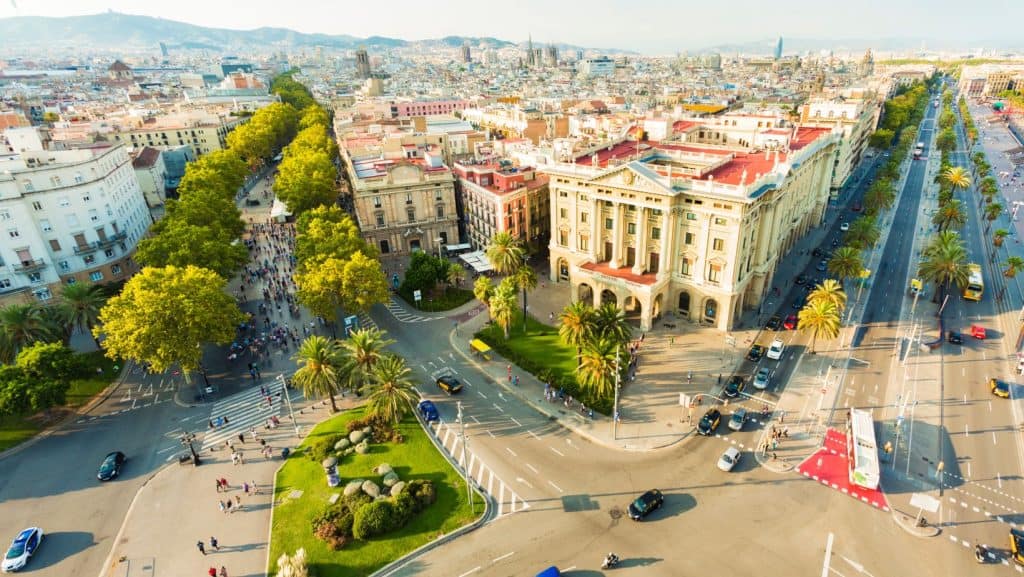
[457, 401, 473, 511]
[277, 374, 300, 437]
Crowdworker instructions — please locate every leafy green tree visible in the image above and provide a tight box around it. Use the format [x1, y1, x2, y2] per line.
[292, 335, 343, 412]
[473, 276, 493, 308]
[828, 247, 863, 281]
[60, 282, 106, 348]
[808, 279, 847, 313]
[0, 303, 53, 362]
[512, 265, 538, 330]
[559, 301, 597, 366]
[489, 278, 518, 339]
[918, 231, 969, 303]
[400, 252, 449, 295]
[135, 222, 248, 279]
[446, 263, 466, 288]
[846, 216, 880, 249]
[868, 129, 894, 149]
[0, 365, 31, 417]
[287, 125, 338, 158]
[16, 341, 82, 383]
[931, 199, 967, 231]
[935, 128, 957, 152]
[485, 232, 525, 275]
[864, 178, 895, 213]
[338, 251, 390, 315]
[984, 202, 1004, 225]
[994, 228, 1010, 247]
[593, 302, 631, 346]
[273, 148, 337, 215]
[294, 206, 373, 270]
[577, 336, 620, 401]
[295, 258, 346, 323]
[367, 354, 415, 426]
[299, 106, 331, 130]
[798, 300, 840, 354]
[95, 266, 244, 382]
[1004, 256, 1024, 278]
[942, 166, 972, 193]
[227, 120, 274, 169]
[176, 149, 247, 201]
[338, 328, 394, 395]
[160, 189, 246, 240]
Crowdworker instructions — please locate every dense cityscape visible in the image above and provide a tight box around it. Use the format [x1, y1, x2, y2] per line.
[0, 3, 1024, 576]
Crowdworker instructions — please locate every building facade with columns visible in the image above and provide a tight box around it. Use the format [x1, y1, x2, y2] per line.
[543, 126, 838, 331]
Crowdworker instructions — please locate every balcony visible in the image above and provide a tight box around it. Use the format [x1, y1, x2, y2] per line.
[73, 243, 98, 255]
[13, 258, 47, 273]
[97, 231, 127, 250]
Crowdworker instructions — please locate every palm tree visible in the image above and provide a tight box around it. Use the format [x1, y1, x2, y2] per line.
[942, 166, 972, 194]
[593, 302, 631, 346]
[559, 301, 596, 366]
[918, 231, 970, 303]
[994, 228, 1010, 247]
[473, 276, 493, 310]
[485, 232, 525, 275]
[797, 300, 841, 354]
[846, 217, 880, 249]
[0, 303, 51, 360]
[366, 354, 415, 426]
[828, 247, 864, 281]
[446, 263, 465, 288]
[60, 282, 106, 348]
[577, 336, 620, 400]
[1004, 256, 1024, 278]
[864, 179, 895, 213]
[931, 199, 967, 231]
[984, 202, 1004, 231]
[808, 279, 847, 312]
[338, 327, 395, 395]
[292, 335, 344, 412]
[512, 265, 538, 331]
[489, 278, 518, 339]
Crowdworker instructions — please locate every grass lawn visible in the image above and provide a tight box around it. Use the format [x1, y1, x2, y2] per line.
[397, 286, 474, 312]
[477, 315, 577, 386]
[269, 406, 482, 576]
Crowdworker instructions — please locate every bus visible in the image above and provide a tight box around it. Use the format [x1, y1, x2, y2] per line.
[913, 142, 925, 159]
[847, 408, 880, 490]
[964, 263, 984, 301]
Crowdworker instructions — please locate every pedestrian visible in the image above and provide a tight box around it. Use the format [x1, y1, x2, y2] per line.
[225, 499, 233, 513]
[780, 411, 786, 424]
[216, 479, 222, 493]
[772, 452, 778, 460]
[238, 433, 245, 445]
[220, 567, 228, 577]
[220, 477, 228, 490]
[210, 536, 219, 551]
[218, 500, 226, 514]
[209, 567, 217, 577]
[243, 481, 250, 494]
[208, 419, 215, 430]
[251, 480, 259, 495]
[783, 427, 789, 439]
[234, 495, 243, 510]
[197, 541, 207, 555]
[223, 416, 229, 425]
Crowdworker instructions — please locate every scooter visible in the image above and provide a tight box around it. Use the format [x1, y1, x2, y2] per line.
[601, 555, 620, 569]
[975, 544, 989, 564]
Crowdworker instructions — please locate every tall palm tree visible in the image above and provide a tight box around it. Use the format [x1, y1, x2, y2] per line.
[918, 231, 970, 303]
[994, 228, 1010, 247]
[577, 336, 620, 401]
[446, 263, 466, 288]
[1004, 256, 1024, 278]
[942, 166, 972, 194]
[846, 217, 880, 249]
[485, 232, 525, 275]
[797, 300, 840, 354]
[292, 335, 343, 412]
[366, 354, 415, 426]
[338, 327, 395, 395]
[0, 303, 51, 361]
[808, 279, 847, 312]
[864, 179, 895, 213]
[60, 282, 106, 348]
[594, 302, 631, 346]
[489, 278, 518, 339]
[512, 265, 538, 331]
[473, 276, 493, 310]
[559, 301, 596, 366]
[931, 199, 967, 231]
[984, 202, 1004, 230]
[828, 247, 864, 282]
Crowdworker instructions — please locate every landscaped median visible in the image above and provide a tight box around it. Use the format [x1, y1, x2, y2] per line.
[268, 405, 483, 576]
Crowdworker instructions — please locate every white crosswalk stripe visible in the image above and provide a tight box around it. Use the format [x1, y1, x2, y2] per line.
[382, 298, 442, 323]
[201, 386, 299, 450]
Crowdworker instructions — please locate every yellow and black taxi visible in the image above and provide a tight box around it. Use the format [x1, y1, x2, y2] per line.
[746, 344, 765, 362]
[436, 374, 463, 395]
[724, 375, 745, 398]
[697, 408, 722, 436]
[990, 378, 1011, 399]
[1010, 528, 1024, 564]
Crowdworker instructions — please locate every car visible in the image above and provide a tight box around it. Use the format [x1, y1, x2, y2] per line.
[697, 408, 722, 436]
[766, 338, 785, 360]
[839, 222, 850, 232]
[794, 274, 808, 286]
[746, 344, 764, 362]
[852, 201, 863, 212]
[627, 489, 664, 520]
[2, 528, 42, 573]
[245, 198, 261, 206]
[816, 260, 828, 272]
[436, 374, 463, 395]
[417, 399, 440, 422]
[753, 368, 772, 390]
[724, 375, 745, 398]
[990, 378, 1011, 399]
[783, 314, 798, 330]
[811, 248, 824, 258]
[728, 408, 748, 431]
[765, 314, 782, 330]
[790, 296, 806, 310]
[536, 568, 561, 577]
[947, 331, 963, 345]
[97, 451, 126, 481]
[1011, 528, 1024, 565]
[718, 447, 742, 472]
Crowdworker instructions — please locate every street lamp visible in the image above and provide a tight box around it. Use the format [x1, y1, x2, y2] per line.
[456, 401, 474, 510]
[612, 344, 622, 440]
[276, 374, 301, 437]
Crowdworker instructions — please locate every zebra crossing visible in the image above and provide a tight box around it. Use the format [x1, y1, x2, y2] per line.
[427, 419, 529, 517]
[383, 297, 442, 323]
[201, 385, 300, 450]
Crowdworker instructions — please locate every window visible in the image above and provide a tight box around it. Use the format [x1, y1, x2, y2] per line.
[27, 272, 41, 283]
[708, 263, 722, 283]
[579, 236, 589, 251]
[49, 239, 61, 251]
[627, 223, 636, 235]
[90, 271, 104, 282]
[50, 176, 62, 187]
[581, 212, 588, 223]
[436, 204, 444, 218]
[31, 201, 42, 211]
[373, 196, 381, 208]
[559, 230, 568, 246]
[83, 255, 95, 265]
[652, 227, 661, 240]
[686, 212, 697, 221]
[680, 258, 691, 276]
[684, 232, 695, 245]
[405, 193, 413, 204]
[712, 238, 724, 251]
[605, 218, 614, 230]
[89, 209, 99, 222]
[33, 288, 51, 301]
[8, 228, 19, 239]
[111, 264, 122, 276]
[58, 261, 70, 272]
[714, 217, 727, 225]
[435, 189, 443, 201]
[406, 207, 415, 222]
[559, 191, 568, 198]
[104, 249, 115, 258]
[376, 213, 385, 226]
[0, 210, 10, 220]
[40, 218, 52, 232]
[0, 278, 10, 288]
[22, 180, 34, 192]
[74, 173, 84, 184]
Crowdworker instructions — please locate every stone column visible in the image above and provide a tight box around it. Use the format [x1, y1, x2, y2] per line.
[658, 209, 673, 279]
[589, 197, 600, 260]
[609, 202, 623, 268]
[632, 206, 647, 274]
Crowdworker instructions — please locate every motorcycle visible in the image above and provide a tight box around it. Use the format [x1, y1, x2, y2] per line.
[975, 544, 988, 564]
[601, 555, 620, 569]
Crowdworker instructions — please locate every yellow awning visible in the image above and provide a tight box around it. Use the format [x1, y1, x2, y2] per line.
[470, 339, 491, 353]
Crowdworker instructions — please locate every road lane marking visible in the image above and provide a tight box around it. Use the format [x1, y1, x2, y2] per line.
[493, 403, 505, 413]
[493, 552, 514, 563]
[550, 447, 565, 457]
[548, 480, 564, 493]
[486, 430, 495, 438]
[526, 463, 539, 474]
[966, 424, 970, 436]
[516, 477, 534, 489]
[477, 391, 487, 399]
[463, 378, 473, 387]
[506, 447, 517, 457]
[457, 567, 481, 577]
[994, 432, 998, 445]
[528, 430, 542, 440]
[510, 417, 522, 427]
[470, 415, 481, 424]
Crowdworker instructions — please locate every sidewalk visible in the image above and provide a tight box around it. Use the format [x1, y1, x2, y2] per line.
[100, 392, 347, 577]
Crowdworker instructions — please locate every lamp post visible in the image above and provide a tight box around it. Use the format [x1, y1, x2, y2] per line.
[457, 401, 473, 510]
[276, 374, 301, 437]
[612, 344, 621, 440]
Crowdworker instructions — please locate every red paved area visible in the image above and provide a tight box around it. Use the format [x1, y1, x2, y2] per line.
[796, 428, 890, 512]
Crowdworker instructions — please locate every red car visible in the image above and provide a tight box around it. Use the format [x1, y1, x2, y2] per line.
[783, 314, 798, 330]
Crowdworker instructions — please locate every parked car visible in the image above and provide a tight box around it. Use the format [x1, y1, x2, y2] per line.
[746, 344, 765, 362]
[697, 409, 722, 436]
[791, 296, 806, 310]
[783, 314, 798, 330]
[627, 489, 664, 521]
[947, 331, 963, 345]
[718, 447, 742, 472]
[97, 451, 126, 481]
[436, 374, 463, 395]
[765, 315, 782, 331]
[753, 368, 772, 390]
[816, 260, 828, 272]
[990, 378, 1011, 399]
[840, 222, 850, 232]
[418, 399, 440, 422]
[728, 408, 748, 431]
[851, 201, 863, 212]
[795, 274, 808, 286]
[2, 528, 42, 573]
[812, 248, 824, 258]
[724, 375, 745, 398]
[536, 568, 561, 577]
[766, 339, 785, 361]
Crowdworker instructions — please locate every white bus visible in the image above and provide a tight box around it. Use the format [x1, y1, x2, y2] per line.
[847, 408, 880, 490]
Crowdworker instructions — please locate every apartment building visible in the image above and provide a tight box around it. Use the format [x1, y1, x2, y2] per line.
[799, 96, 880, 193]
[957, 64, 1024, 98]
[453, 160, 550, 253]
[543, 125, 838, 331]
[131, 146, 168, 208]
[0, 138, 150, 306]
[105, 112, 247, 156]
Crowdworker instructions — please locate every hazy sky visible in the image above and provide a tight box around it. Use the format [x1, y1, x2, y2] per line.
[1, 0, 1021, 54]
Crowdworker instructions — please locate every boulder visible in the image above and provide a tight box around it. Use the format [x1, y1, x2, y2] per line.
[382, 471, 400, 487]
[334, 438, 351, 451]
[363, 426, 373, 436]
[390, 481, 406, 496]
[343, 447, 355, 456]
[349, 430, 366, 444]
[355, 441, 370, 455]
[374, 463, 393, 476]
[361, 479, 381, 498]
[321, 456, 338, 470]
[344, 480, 365, 497]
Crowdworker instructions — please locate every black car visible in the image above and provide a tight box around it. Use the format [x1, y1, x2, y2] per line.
[697, 408, 722, 436]
[97, 451, 126, 481]
[791, 296, 806, 310]
[812, 248, 824, 258]
[436, 375, 463, 395]
[795, 274, 808, 286]
[746, 345, 765, 362]
[627, 489, 664, 521]
[724, 376, 745, 398]
[947, 331, 963, 344]
[765, 315, 782, 331]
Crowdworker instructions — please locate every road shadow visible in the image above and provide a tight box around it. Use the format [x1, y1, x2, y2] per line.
[31, 531, 96, 570]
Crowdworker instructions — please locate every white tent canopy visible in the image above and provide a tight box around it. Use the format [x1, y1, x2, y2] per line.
[459, 250, 494, 273]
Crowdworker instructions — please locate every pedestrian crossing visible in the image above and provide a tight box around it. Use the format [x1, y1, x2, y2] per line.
[201, 385, 300, 450]
[383, 297, 442, 323]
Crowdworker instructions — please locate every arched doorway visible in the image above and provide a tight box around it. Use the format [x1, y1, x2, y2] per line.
[622, 296, 643, 325]
[677, 291, 691, 317]
[557, 258, 570, 282]
[652, 293, 663, 319]
[578, 283, 593, 304]
[600, 289, 617, 307]
[703, 298, 718, 324]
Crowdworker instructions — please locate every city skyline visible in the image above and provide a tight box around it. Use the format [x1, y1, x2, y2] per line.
[0, 0, 1022, 55]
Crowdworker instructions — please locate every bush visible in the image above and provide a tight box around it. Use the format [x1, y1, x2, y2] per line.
[392, 491, 417, 522]
[312, 507, 352, 550]
[405, 479, 437, 511]
[307, 433, 345, 462]
[352, 500, 398, 540]
[344, 491, 373, 510]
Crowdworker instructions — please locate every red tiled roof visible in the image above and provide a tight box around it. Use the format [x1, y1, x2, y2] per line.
[131, 146, 160, 168]
[702, 150, 783, 186]
[575, 141, 645, 166]
[790, 126, 831, 150]
[672, 120, 700, 132]
[651, 142, 731, 156]
[579, 261, 658, 286]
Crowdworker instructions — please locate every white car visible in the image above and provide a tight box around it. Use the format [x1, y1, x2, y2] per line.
[840, 222, 850, 232]
[2, 527, 42, 573]
[753, 367, 772, 390]
[766, 338, 785, 360]
[718, 447, 741, 472]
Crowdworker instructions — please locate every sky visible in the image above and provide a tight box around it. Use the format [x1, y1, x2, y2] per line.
[1, 0, 1022, 54]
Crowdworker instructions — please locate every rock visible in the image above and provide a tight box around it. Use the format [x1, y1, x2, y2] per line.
[390, 481, 406, 496]
[344, 480, 365, 497]
[361, 479, 381, 498]
[321, 456, 338, 470]
[363, 426, 373, 436]
[349, 430, 365, 444]
[375, 494, 388, 501]
[334, 438, 351, 451]
[343, 447, 355, 456]
[382, 471, 400, 487]
[374, 463, 393, 476]
[355, 441, 369, 455]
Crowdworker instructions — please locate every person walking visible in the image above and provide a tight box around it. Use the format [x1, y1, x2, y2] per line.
[234, 495, 242, 510]
[220, 567, 228, 577]
[218, 500, 226, 514]
[197, 541, 207, 555]
[215, 479, 222, 493]
[209, 536, 219, 551]
[208, 567, 217, 577]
